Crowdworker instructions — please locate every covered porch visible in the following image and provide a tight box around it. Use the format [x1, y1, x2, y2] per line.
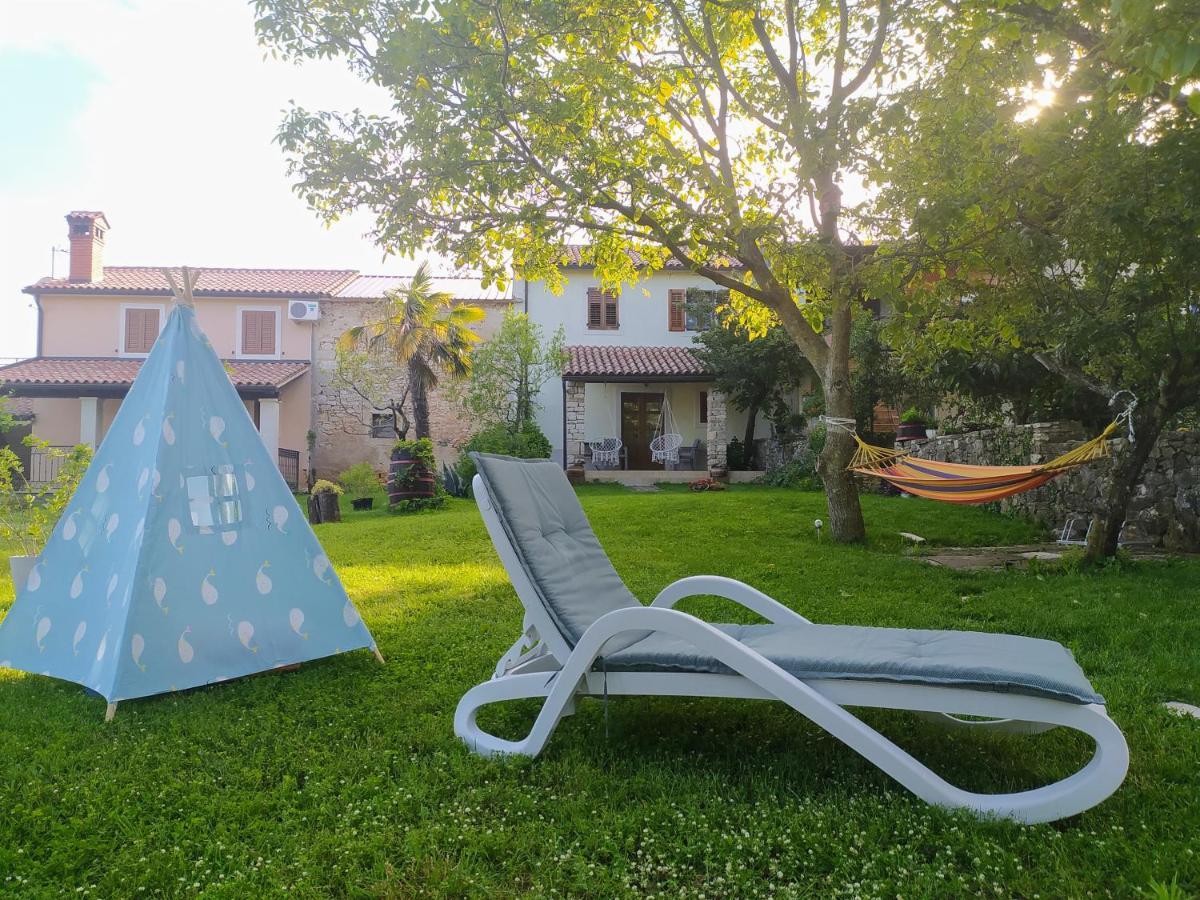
[0, 357, 311, 489]
[561, 346, 736, 476]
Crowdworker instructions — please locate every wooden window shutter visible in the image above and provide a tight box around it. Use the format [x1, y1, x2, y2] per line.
[668, 289, 686, 332]
[699, 391, 708, 424]
[587, 287, 603, 328]
[241, 310, 276, 355]
[587, 288, 619, 329]
[604, 290, 618, 328]
[124, 307, 160, 353]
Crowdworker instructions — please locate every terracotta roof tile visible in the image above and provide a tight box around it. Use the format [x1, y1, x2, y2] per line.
[565, 345, 707, 379]
[0, 357, 308, 391]
[25, 267, 357, 297]
[560, 244, 742, 271]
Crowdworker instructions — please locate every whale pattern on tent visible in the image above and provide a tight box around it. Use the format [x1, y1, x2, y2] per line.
[0, 268, 378, 717]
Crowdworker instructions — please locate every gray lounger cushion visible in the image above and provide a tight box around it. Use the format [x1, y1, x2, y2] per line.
[473, 453, 1103, 705]
[472, 453, 644, 648]
[605, 623, 1104, 704]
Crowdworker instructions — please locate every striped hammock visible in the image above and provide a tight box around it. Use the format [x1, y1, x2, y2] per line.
[848, 421, 1120, 504]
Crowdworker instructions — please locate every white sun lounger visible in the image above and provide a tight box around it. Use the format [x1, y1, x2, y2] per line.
[455, 453, 1128, 823]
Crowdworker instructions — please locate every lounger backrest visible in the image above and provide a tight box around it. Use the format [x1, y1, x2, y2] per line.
[471, 453, 642, 647]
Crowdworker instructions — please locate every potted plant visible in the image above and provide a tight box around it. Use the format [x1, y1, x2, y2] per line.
[897, 407, 928, 442]
[0, 439, 92, 588]
[925, 419, 940, 439]
[338, 463, 379, 511]
[307, 479, 343, 524]
[389, 437, 438, 505]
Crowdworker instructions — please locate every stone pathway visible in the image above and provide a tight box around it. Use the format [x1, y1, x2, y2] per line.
[921, 543, 1182, 572]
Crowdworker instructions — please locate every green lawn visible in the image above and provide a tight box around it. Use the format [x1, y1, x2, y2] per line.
[1, 487, 1198, 898]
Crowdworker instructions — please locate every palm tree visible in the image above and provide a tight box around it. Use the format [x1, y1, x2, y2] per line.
[338, 262, 484, 440]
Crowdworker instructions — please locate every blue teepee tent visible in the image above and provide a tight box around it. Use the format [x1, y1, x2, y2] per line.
[0, 268, 378, 718]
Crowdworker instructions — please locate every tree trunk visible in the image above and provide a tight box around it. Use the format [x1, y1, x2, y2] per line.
[742, 399, 761, 469]
[818, 367, 867, 543]
[409, 362, 431, 439]
[1084, 407, 1165, 562]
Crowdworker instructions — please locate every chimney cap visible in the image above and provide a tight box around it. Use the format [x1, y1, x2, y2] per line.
[66, 210, 110, 228]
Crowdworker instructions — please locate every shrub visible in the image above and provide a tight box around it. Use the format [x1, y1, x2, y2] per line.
[311, 479, 343, 496]
[900, 406, 927, 424]
[0, 439, 92, 557]
[726, 437, 747, 471]
[800, 393, 826, 417]
[337, 463, 379, 500]
[760, 423, 825, 489]
[456, 421, 552, 483]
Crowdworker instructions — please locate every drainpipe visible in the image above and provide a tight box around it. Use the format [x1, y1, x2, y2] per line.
[33, 291, 43, 357]
[561, 377, 567, 469]
[523, 277, 529, 314]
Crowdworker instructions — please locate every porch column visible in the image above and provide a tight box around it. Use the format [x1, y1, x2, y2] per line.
[258, 398, 280, 464]
[564, 379, 586, 466]
[706, 389, 728, 472]
[79, 397, 103, 448]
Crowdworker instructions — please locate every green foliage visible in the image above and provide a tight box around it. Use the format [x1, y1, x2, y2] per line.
[336, 463, 378, 500]
[899, 407, 927, 425]
[692, 307, 814, 467]
[456, 421, 553, 484]
[799, 394, 825, 418]
[725, 437, 746, 472]
[311, 479, 343, 496]
[848, 317, 907, 430]
[453, 308, 566, 431]
[253, 0, 950, 540]
[0, 439, 92, 557]
[441, 462, 469, 499]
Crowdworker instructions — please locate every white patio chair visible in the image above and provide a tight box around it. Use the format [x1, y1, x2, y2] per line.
[454, 453, 1129, 824]
[589, 437, 622, 469]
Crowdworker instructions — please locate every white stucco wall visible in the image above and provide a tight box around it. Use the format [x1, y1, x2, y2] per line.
[522, 269, 783, 466]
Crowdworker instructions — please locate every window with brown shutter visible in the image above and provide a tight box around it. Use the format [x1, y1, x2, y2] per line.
[586, 287, 619, 329]
[699, 391, 709, 424]
[668, 289, 686, 332]
[241, 310, 277, 355]
[123, 307, 160, 354]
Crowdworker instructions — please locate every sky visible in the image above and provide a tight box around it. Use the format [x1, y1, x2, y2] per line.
[0, 0, 425, 359]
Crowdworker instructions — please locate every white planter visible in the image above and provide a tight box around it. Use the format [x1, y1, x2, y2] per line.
[925, 428, 939, 439]
[9, 555, 35, 593]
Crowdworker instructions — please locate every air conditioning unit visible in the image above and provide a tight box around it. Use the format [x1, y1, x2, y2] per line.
[288, 300, 320, 322]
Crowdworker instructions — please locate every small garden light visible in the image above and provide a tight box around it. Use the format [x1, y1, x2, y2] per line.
[814, 518, 823, 541]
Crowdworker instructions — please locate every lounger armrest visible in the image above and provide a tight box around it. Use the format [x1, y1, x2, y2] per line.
[650, 576, 811, 626]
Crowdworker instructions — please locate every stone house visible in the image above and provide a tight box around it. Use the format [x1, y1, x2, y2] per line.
[311, 276, 512, 478]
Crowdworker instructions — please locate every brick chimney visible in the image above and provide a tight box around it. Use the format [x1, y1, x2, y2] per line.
[65, 210, 109, 282]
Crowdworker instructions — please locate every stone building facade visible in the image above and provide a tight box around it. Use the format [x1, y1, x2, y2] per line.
[311, 294, 513, 480]
[906, 422, 1200, 551]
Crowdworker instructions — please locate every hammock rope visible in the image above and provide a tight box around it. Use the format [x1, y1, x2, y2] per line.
[819, 391, 1134, 505]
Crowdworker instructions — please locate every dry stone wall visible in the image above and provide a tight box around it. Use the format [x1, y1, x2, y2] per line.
[906, 422, 1200, 551]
